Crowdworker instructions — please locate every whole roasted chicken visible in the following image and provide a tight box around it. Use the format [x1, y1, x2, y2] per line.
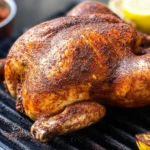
[3, 2, 150, 142]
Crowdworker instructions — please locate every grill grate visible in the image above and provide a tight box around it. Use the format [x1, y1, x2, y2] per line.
[0, 1, 149, 150]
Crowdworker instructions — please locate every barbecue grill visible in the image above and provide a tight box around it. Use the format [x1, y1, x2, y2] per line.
[0, 1, 149, 150]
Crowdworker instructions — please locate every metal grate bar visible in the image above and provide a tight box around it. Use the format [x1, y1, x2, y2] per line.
[97, 122, 137, 149]
[0, 89, 16, 106]
[107, 108, 150, 130]
[0, 135, 14, 150]
[82, 127, 132, 150]
[0, 114, 54, 150]
[101, 122, 135, 142]
[0, 101, 32, 130]
[64, 133, 107, 150]
[51, 137, 79, 150]
[108, 118, 147, 135]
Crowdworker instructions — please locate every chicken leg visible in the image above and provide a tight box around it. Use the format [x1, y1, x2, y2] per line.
[31, 102, 105, 142]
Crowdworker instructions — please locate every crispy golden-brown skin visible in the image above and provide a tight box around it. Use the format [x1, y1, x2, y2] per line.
[67, 1, 119, 17]
[4, 1, 150, 142]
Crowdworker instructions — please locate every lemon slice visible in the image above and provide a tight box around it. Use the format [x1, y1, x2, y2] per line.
[123, 0, 150, 34]
[108, 0, 124, 19]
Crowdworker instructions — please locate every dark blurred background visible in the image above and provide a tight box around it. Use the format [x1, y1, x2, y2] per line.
[14, 0, 108, 33]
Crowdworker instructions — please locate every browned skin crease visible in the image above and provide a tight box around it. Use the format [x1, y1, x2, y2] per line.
[138, 31, 150, 47]
[16, 83, 25, 113]
[0, 59, 5, 81]
[3, 1, 150, 142]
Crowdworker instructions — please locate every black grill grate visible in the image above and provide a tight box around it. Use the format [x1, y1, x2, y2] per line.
[0, 1, 149, 150]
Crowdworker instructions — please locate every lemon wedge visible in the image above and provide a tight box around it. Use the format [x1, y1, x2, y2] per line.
[123, 0, 150, 34]
[108, 0, 150, 34]
[108, 0, 124, 19]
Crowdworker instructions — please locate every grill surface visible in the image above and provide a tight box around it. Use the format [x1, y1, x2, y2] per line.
[0, 1, 149, 150]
